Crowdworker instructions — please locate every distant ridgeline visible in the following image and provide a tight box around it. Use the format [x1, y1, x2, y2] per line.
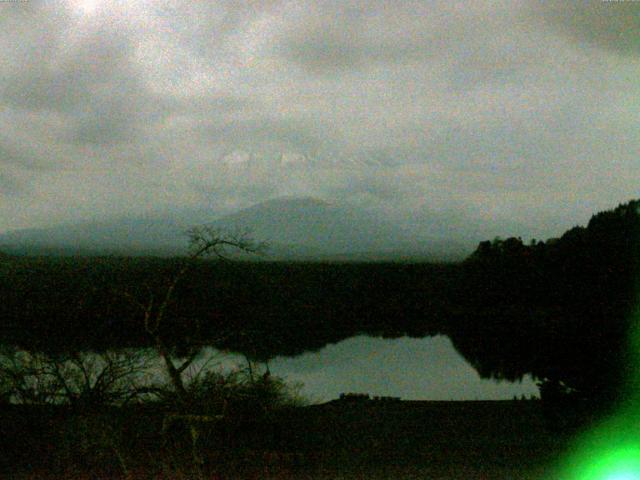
[0, 199, 639, 407]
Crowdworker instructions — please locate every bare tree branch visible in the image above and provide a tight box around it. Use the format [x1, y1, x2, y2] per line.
[135, 227, 266, 406]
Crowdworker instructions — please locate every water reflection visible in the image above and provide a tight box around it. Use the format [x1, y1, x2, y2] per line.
[204, 336, 540, 403]
[1, 336, 540, 405]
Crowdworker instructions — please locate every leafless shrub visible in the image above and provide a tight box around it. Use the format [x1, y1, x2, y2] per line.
[0, 347, 156, 408]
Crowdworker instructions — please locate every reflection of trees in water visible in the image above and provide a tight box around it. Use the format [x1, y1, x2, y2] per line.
[1, 200, 639, 423]
[458, 199, 640, 415]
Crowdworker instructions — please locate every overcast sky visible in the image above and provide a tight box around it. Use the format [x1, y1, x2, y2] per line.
[1, 1, 639, 237]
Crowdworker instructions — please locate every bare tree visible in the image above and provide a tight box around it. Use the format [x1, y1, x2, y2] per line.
[0, 347, 60, 405]
[124, 227, 265, 406]
[121, 227, 266, 471]
[0, 347, 154, 407]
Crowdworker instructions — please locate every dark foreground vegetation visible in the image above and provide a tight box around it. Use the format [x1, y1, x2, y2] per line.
[0, 199, 639, 477]
[1, 398, 566, 479]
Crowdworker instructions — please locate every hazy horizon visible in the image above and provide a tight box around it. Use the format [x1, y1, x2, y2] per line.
[0, 194, 633, 261]
[1, 1, 639, 240]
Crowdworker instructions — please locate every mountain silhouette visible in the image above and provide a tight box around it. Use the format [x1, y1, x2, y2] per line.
[0, 197, 470, 260]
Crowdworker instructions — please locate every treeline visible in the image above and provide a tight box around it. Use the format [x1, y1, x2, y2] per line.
[0, 257, 457, 357]
[1, 200, 639, 410]
[453, 199, 640, 409]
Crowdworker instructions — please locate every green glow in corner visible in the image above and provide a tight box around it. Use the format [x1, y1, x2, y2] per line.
[572, 446, 640, 480]
[558, 419, 640, 480]
[557, 299, 640, 479]
[607, 474, 640, 480]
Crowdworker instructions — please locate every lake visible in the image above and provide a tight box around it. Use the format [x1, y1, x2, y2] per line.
[210, 335, 540, 403]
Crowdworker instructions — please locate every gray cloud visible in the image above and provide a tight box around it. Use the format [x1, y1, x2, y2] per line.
[0, 136, 50, 197]
[529, 1, 640, 56]
[1, 4, 163, 147]
[0, 1, 638, 237]
[0, 139, 42, 171]
[0, 172, 23, 197]
[273, 0, 541, 83]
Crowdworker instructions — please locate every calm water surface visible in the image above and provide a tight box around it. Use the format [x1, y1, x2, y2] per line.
[206, 335, 540, 403]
